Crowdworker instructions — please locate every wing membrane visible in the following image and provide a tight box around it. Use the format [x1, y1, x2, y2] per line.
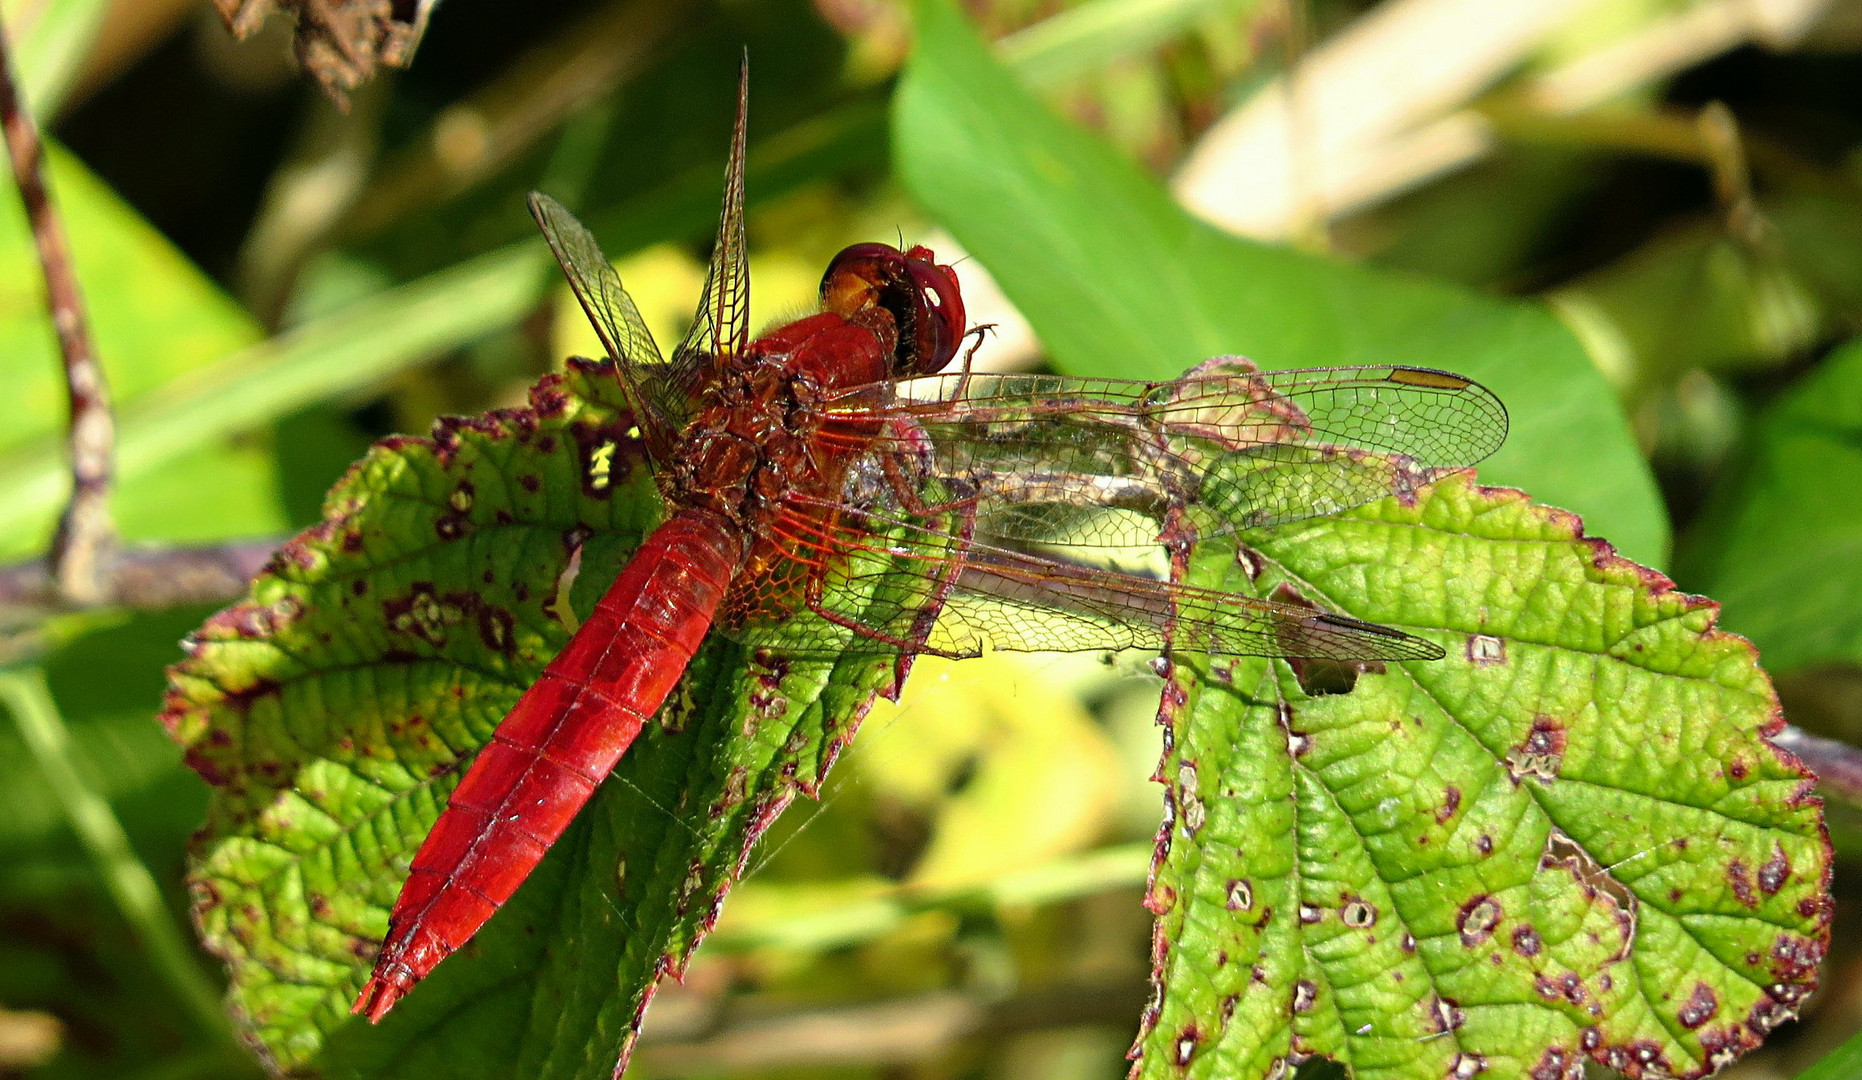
[529, 192, 686, 459]
[667, 60, 752, 393]
[817, 363, 1507, 548]
[723, 497, 1443, 663]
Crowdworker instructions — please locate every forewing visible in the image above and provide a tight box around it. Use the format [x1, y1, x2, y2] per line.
[667, 61, 752, 393]
[528, 192, 684, 458]
[723, 497, 1444, 662]
[818, 364, 1508, 548]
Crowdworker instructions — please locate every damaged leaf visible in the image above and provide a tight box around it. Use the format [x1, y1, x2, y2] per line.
[1135, 472, 1829, 1080]
[160, 360, 906, 1076]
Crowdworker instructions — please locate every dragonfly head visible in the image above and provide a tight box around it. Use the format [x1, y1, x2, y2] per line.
[821, 242, 966, 376]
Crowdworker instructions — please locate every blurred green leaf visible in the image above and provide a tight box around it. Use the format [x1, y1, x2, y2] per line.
[1001, 0, 1262, 90]
[897, 0, 1669, 567]
[1550, 192, 1862, 388]
[161, 361, 914, 1076]
[1797, 1020, 1862, 1080]
[1676, 338, 1862, 674]
[1138, 472, 1827, 1080]
[10, 0, 112, 118]
[0, 146, 276, 558]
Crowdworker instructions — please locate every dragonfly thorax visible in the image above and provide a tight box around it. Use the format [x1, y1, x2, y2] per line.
[663, 356, 831, 528]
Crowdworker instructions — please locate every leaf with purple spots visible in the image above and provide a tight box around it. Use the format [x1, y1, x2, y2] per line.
[160, 360, 910, 1076]
[1136, 472, 1829, 1080]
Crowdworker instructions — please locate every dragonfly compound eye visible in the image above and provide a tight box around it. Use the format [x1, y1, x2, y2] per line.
[821, 242, 967, 377]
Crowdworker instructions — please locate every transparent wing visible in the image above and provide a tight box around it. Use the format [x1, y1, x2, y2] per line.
[813, 363, 1509, 549]
[528, 191, 686, 460]
[719, 495, 1443, 662]
[666, 59, 751, 395]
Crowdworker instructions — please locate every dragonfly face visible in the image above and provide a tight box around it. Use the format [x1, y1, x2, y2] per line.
[820, 242, 967, 376]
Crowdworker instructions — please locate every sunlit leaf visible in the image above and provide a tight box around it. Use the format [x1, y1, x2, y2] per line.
[1135, 472, 1828, 1080]
[160, 362, 910, 1075]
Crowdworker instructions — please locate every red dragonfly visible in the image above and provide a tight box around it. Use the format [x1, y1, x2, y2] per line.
[352, 77, 1507, 1022]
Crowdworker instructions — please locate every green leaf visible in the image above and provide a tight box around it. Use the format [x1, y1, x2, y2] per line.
[1136, 472, 1828, 1080]
[895, 0, 1669, 568]
[1675, 339, 1862, 675]
[160, 363, 907, 1075]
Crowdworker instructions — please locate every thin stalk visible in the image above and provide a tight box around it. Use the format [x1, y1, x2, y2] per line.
[0, 666, 233, 1043]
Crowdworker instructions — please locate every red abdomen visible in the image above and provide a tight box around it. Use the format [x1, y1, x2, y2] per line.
[353, 508, 742, 1020]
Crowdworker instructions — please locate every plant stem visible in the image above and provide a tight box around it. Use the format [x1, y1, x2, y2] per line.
[0, 666, 234, 1044]
[0, 540, 278, 626]
[1773, 725, 1862, 810]
[0, 12, 115, 606]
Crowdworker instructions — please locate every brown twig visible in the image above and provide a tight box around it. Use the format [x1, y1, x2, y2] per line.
[0, 541, 277, 627]
[0, 17, 116, 606]
[1773, 726, 1862, 810]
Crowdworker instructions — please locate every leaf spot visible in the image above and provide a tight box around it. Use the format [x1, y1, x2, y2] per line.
[1758, 844, 1791, 894]
[1174, 1029, 1198, 1065]
[1449, 1052, 1486, 1079]
[1511, 924, 1543, 957]
[1431, 996, 1465, 1033]
[1177, 761, 1205, 836]
[1437, 786, 1461, 824]
[1225, 879, 1253, 911]
[1292, 980, 1317, 1013]
[1341, 900, 1376, 928]
[1529, 1046, 1580, 1080]
[1456, 895, 1501, 945]
[1506, 715, 1566, 782]
[1466, 634, 1506, 665]
[1727, 859, 1758, 907]
[477, 607, 516, 655]
[1677, 982, 1719, 1029]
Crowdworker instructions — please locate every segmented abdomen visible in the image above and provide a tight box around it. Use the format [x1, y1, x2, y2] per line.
[353, 508, 742, 1020]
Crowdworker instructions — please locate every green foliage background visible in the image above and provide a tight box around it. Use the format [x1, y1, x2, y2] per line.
[2, 1, 1860, 1078]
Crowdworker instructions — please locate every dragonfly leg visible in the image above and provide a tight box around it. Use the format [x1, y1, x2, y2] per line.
[800, 569, 968, 659]
[950, 322, 994, 400]
[880, 455, 979, 519]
